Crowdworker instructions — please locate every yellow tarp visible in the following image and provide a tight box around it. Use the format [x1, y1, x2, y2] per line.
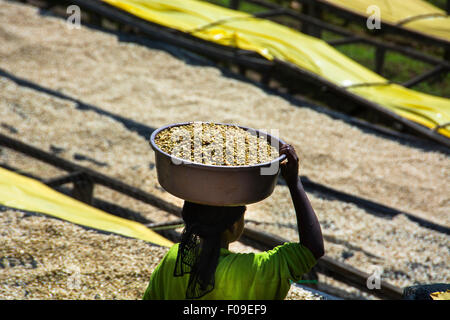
[320, 0, 450, 43]
[0, 167, 173, 247]
[101, 0, 450, 138]
[430, 289, 450, 300]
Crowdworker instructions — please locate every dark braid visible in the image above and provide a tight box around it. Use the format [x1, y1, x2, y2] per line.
[174, 201, 246, 299]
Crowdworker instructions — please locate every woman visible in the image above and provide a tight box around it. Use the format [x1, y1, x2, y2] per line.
[143, 144, 324, 299]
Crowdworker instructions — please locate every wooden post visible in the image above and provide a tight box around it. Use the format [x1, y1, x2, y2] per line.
[300, 3, 311, 35]
[90, 11, 102, 26]
[230, 0, 240, 10]
[300, 1, 322, 38]
[310, 3, 322, 38]
[261, 71, 271, 85]
[238, 64, 246, 76]
[72, 173, 94, 205]
[375, 47, 386, 75]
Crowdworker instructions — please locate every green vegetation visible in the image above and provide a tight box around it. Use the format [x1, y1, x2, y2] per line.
[206, 0, 265, 13]
[202, 0, 449, 98]
[427, 0, 447, 10]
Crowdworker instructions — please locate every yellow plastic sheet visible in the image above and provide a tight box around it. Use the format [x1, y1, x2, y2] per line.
[101, 0, 450, 138]
[406, 17, 450, 43]
[320, 0, 450, 43]
[430, 290, 450, 300]
[103, 0, 385, 86]
[349, 83, 450, 136]
[0, 167, 173, 247]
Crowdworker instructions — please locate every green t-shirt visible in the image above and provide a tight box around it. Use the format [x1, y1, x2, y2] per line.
[143, 242, 316, 300]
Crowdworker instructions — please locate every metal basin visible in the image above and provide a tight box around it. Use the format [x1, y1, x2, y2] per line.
[149, 122, 286, 206]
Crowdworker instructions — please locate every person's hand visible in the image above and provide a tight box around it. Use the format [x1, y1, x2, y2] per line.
[280, 144, 299, 186]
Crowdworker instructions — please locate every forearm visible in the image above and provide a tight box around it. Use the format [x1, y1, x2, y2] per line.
[287, 177, 324, 260]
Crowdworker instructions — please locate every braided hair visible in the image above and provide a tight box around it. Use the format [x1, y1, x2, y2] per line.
[174, 201, 246, 299]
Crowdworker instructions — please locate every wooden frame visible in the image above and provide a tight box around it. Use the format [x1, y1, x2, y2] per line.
[0, 131, 406, 299]
[3, 1, 448, 298]
[15, 0, 450, 147]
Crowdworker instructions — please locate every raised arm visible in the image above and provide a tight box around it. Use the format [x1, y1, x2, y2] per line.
[279, 144, 324, 260]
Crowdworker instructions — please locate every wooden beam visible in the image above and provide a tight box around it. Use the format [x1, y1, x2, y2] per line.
[33, 0, 450, 148]
[45, 171, 86, 187]
[244, 0, 450, 68]
[0, 133, 416, 299]
[326, 36, 362, 46]
[274, 59, 450, 148]
[317, 256, 404, 300]
[0, 132, 181, 216]
[294, 0, 450, 49]
[253, 8, 287, 19]
[241, 227, 404, 299]
[146, 219, 184, 229]
[65, 0, 273, 71]
[402, 65, 447, 88]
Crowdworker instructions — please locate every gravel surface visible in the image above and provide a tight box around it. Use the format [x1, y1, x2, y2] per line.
[0, 0, 448, 227]
[250, 183, 449, 285]
[0, 0, 448, 300]
[0, 208, 321, 300]
[0, 208, 167, 300]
